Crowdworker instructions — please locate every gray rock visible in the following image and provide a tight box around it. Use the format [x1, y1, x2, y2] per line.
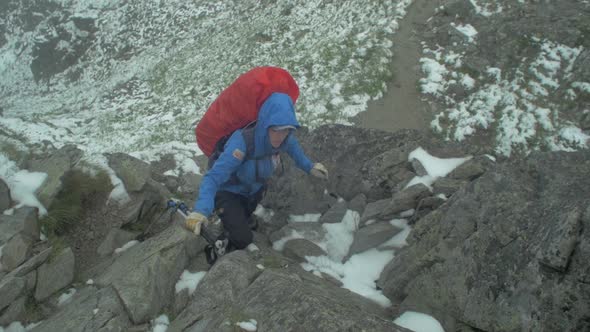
[441, 0, 475, 18]
[269, 222, 326, 246]
[418, 196, 446, 211]
[30, 144, 83, 207]
[348, 193, 367, 215]
[170, 251, 261, 331]
[580, 111, 590, 130]
[538, 208, 582, 272]
[283, 238, 327, 262]
[35, 247, 75, 301]
[149, 153, 177, 183]
[118, 181, 169, 227]
[25, 270, 37, 292]
[0, 276, 25, 311]
[0, 207, 40, 245]
[0, 178, 11, 212]
[96, 225, 195, 324]
[30, 287, 131, 332]
[448, 156, 493, 181]
[97, 227, 140, 257]
[432, 177, 466, 197]
[188, 269, 406, 331]
[163, 176, 179, 194]
[410, 159, 428, 176]
[19, 207, 40, 240]
[347, 222, 404, 258]
[9, 246, 52, 278]
[263, 125, 470, 215]
[107, 153, 152, 192]
[173, 288, 190, 317]
[194, 155, 209, 174]
[360, 198, 390, 224]
[0, 234, 33, 271]
[381, 183, 431, 218]
[0, 296, 26, 326]
[319, 200, 348, 224]
[379, 151, 590, 332]
[178, 172, 202, 196]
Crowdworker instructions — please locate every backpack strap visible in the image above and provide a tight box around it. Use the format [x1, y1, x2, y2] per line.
[207, 121, 278, 186]
[241, 123, 278, 183]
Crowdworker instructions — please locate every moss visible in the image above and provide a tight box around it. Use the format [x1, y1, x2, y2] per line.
[40, 169, 113, 237]
[46, 233, 67, 263]
[24, 294, 44, 323]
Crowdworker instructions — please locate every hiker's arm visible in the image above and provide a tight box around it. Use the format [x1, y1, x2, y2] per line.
[193, 134, 246, 217]
[284, 135, 314, 173]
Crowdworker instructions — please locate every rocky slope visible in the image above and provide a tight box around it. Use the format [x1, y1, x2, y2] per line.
[1, 125, 588, 331]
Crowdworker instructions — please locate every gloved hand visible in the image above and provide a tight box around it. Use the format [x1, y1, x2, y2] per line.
[185, 212, 207, 235]
[310, 163, 329, 180]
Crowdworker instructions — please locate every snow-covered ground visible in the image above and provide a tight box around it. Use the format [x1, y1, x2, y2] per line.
[421, 2, 589, 156]
[0, 0, 412, 168]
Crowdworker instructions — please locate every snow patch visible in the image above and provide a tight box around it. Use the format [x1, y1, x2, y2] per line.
[175, 270, 206, 295]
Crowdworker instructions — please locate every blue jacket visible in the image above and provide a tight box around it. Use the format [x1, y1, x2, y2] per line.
[193, 93, 314, 217]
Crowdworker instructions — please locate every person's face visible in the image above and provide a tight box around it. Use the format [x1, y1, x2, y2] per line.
[268, 128, 290, 148]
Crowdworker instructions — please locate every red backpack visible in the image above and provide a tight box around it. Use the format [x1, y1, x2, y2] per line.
[195, 66, 300, 157]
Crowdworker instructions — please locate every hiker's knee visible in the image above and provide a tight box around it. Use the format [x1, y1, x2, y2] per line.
[229, 228, 253, 249]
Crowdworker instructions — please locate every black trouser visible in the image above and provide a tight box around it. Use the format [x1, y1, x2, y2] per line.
[214, 188, 264, 250]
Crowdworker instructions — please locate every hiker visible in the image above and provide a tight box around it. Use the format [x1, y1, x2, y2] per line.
[186, 70, 328, 261]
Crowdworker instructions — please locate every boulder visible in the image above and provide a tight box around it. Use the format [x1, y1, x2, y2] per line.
[283, 238, 327, 262]
[0, 234, 33, 271]
[448, 155, 493, 181]
[360, 198, 390, 224]
[0, 296, 26, 326]
[432, 177, 466, 197]
[97, 228, 139, 257]
[170, 251, 261, 331]
[30, 287, 131, 332]
[186, 269, 407, 331]
[418, 196, 446, 210]
[107, 153, 151, 192]
[0, 207, 40, 245]
[348, 193, 367, 215]
[319, 200, 348, 224]
[0, 178, 11, 212]
[35, 247, 75, 301]
[379, 151, 590, 332]
[8, 246, 52, 278]
[30, 144, 83, 207]
[96, 225, 196, 324]
[380, 183, 431, 218]
[118, 179, 170, 227]
[410, 159, 428, 176]
[177, 172, 202, 198]
[269, 222, 326, 247]
[0, 276, 26, 311]
[347, 222, 404, 257]
[149, 153, 177, 183]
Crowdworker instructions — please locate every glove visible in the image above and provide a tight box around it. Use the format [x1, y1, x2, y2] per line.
[185, 212, 207, 235]
[310, 163, 329, 180]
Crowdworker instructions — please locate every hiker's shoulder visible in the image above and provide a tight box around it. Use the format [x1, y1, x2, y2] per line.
[226, 130, 248, 149]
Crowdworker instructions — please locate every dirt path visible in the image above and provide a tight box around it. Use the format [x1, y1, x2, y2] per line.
[353, 0, 441, 132]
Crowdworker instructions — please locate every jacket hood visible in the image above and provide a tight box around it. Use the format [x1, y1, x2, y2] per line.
[254, 93, 300, 157]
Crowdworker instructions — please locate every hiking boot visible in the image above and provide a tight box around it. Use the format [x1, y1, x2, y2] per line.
[247, 216, 259, 231]
[204, 245, 217, 265]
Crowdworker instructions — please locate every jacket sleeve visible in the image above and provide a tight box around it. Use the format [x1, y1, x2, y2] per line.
[193, 133, 246, 217]
[284, 135, 314, 173]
